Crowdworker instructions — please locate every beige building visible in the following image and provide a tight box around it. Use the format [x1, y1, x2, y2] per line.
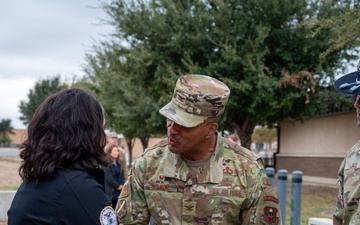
[277, 111, 360, 180]
[7, 129, 28, 147]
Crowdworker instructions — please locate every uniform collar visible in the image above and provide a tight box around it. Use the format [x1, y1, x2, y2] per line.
[163, 132, 224, 184]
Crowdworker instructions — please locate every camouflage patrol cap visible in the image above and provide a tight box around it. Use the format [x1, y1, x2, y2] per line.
[159, 74, 230, 128]
[106, 131, 117, 138]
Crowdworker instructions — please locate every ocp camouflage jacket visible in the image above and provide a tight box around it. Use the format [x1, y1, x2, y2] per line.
[117, 132, 281, 225]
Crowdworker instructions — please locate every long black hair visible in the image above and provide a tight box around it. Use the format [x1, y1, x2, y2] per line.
[19, 88, 108, 185]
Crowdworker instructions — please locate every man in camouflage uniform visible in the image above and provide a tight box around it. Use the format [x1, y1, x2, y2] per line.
[116, 74, 281, 224]
[333, 62, 360, 225]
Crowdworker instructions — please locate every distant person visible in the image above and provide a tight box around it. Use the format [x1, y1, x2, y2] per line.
[116, 74, 281, 224]
[333, 61, 360, 225]
[7, 88, 117, 225]
[103, 143, 128, 209]
[106, 131, 126, 154]
[106, 131, 118, 145]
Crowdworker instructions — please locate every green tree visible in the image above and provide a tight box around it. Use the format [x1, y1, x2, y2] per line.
[0, 119, 14, 144]
[86, 0, 355, 150]
[252, 126, 277, 154]
[252, 126, 277, 144]
[19, 76, 67, 126]
[301, 0, 360, 58]
[85, 46, 166, 158]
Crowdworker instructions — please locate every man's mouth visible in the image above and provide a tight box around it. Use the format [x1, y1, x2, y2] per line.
[168, 136, 178, 145]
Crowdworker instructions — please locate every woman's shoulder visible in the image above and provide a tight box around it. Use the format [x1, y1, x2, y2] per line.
[57, 169, 102, 186]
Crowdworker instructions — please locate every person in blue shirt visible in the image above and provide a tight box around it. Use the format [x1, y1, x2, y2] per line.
[7, 88, 117, 225]
[103, 144, 128, 209]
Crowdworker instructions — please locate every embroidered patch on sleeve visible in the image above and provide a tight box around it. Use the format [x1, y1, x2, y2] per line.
[116, 199, 127, 219]
[260, 207, 279, 225]
[183, 201, 196, 216]
[263, 177, 272, 186]
[119, 181, 129, 197]
[100, 206, 118, 225]
[263, 195, 279, 204]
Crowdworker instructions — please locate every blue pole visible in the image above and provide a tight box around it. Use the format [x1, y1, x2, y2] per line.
[290, 170, 302, 225]
[265, 167, 275, 187]
[277, 169, 288, 225]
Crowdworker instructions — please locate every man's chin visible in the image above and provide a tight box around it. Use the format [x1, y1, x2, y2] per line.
[168, 145, 176, 152]
[168, 145, 181, 154]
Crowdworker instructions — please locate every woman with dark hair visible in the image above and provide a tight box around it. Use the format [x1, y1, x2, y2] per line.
[103, 144, 128, 209]
[7, 88, 117, 225]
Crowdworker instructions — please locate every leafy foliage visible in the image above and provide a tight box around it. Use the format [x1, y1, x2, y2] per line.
[86, 0, 356, 150]
[18, 76, 67, 126]
[252, 126, 277, 143]
[0, 119, 14, 144]
[300, 0, 360, 58]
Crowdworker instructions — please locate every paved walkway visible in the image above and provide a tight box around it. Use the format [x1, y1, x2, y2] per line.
[0, 159, 21, 190]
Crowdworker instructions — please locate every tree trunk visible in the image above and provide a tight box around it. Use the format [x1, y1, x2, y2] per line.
[125, 137, 136, 167]
[139, 137, 150, 152]
[227, 117, 256, 150]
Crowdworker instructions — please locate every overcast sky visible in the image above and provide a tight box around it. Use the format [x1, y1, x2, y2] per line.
[0, 0, 112, 129]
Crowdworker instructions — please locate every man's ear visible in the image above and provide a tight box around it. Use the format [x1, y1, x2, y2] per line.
[207, 122, 218, 137]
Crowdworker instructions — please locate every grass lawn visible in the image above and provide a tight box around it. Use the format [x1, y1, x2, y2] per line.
[283, 184, 337, 225]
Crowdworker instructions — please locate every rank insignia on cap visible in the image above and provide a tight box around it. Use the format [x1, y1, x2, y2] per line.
[260, 207, 279, 225]
[100, 206, 118, 225]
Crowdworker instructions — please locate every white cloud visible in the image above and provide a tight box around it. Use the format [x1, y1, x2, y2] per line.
[0, 78, 35, 129]
[0, 0, 112, 129]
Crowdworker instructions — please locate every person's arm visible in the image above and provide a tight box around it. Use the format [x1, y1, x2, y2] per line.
[333, 159, 345, 225]
[103, 165, 121, 189]
[116, 160, 150, 225]
[119, 164, 126, 186]
[60, 172, 113, 225]
[240, 165, 282, 225]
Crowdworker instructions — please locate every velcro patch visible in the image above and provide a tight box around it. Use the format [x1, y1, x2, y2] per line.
[119, 180, 129, 197]
[116, 199, 127, 219]
[260, 207, 279, 225]
[182, 201, 196, 216]
[263, 195, 279, 204]
[263, 177, 272, 186]
[100, 206, 118, 225]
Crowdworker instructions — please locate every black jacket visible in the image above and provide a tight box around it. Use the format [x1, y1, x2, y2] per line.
[7, 169, 111, 225]
[103, 157, 125, 201]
